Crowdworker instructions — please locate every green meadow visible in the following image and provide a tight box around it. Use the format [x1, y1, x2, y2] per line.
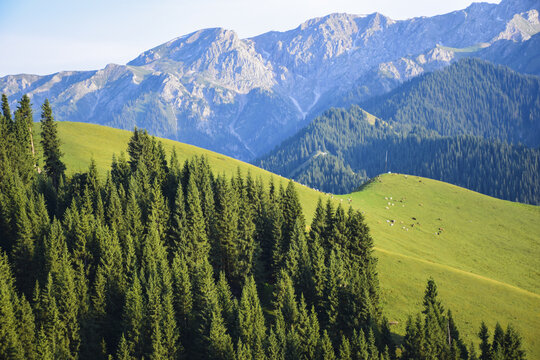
[35, 122, 540, 358]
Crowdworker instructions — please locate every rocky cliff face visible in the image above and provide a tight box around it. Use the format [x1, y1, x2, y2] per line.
[1, 0, 538, 160]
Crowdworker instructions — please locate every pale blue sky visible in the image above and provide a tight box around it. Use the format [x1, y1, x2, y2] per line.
[0, 0, 499, 76]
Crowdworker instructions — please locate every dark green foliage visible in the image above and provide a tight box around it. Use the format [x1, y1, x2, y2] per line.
[363, 59, 540, 148]
[1, 94, 12, 123]
[40, 99, 66, 188]
[0, 119, 528, 359]
[256, 60, 540, 204]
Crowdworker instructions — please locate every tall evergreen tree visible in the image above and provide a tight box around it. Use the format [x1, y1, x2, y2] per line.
[13, 95, 36, 180]
[185, 175, 209, 266]
[478, 322, 491, 360]
[238, 276, 266, 360]
[1, 94, 12, 123]
[40, 100, 65, 188]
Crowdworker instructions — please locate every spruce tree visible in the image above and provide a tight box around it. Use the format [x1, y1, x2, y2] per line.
[122, 274, 144, 358]
[316, 330, 335, 360]
[168, 181, 187, 255]
[171, 252, 193, 336]
[216, 272, 237, 336]
[281, 180, 305, 251]
[338, 336, 352, 360]
[492, 322, 504, 356]
[266, 328, 283, 360]
[116, 334, 132, 360]
[238, 276, 266, 360]
[209, 310, 235, 360]
[1, 94, 12, 123]
[233, 181, 256, 291]
[185, 175, 209, 266]
[40, 100, 65, 188]
[503, 324, 525, 360]
[13, 95, 36, 181]
[0, 252, 25, 359]
[213, 176, 239, 278]
[478, 322, 491, 360]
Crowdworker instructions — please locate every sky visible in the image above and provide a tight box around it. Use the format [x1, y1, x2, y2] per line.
[0, 0, 500, 76]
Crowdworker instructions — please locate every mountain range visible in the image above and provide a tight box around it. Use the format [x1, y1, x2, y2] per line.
[1, 0, 539, 160]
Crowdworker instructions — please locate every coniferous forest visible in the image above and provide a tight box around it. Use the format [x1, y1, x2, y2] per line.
[0, 95, 528, 359]
[256, 59, 540, 203]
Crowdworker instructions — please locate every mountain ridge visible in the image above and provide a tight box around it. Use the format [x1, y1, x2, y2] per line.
[1, 0, 539, 160]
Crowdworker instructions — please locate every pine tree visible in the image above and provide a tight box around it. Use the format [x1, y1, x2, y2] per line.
[216, 272, 237, 336]
[285, 218, 314, 304]
[316, 330, 335, 360]
[295, 297, 320, 360]
[111, 152, 131, 192]
[402, 314, 424, 360]
[310, 235, 326, 315]
[168, 181, 187, 255]
[338, 336, 352, 360]
[104, 180, 123, 234]
[40, 100, 65, 188]
[478, 322, 491, 360]
[325, 249, 343, 338]
[192, 259, 222, 358]
[492, 322, 504, 356]
[171, 252, 193, 336]
[185, 175, 209, 266]
[236, 338, 253, 360]
[209, 310, 235, 360]
[212, 176, 239, 278]
[266, 328, 283, 360]
[122, 274, 144, 358]
[233, 181, 256, 291]
[11, 185, 37, 296]
[351, 329, 369, 360]
[503, 324, 526, 360]
[274, 270, 298, 328]
[116, 334, 132, 360]
[310, 198, 326, 243]
[36, 326, 53, 360]
[0, 252, 24, 359]
[17, 295, 37, 359]
[366, 328, 379, 360]
[423, 304, 447, 360]
[447, 310, 466, 359]
[422, 278, 444, 325]
[238, 276, 266, 360]
[281, 181, 305, 251]
[1, 94, 12, 123]
[13, 95, 36, 181]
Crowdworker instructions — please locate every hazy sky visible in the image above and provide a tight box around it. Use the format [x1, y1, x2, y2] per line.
[0, 0, 500, 76]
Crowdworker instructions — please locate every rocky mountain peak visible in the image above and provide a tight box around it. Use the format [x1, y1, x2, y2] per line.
[1, 0, 538, 161]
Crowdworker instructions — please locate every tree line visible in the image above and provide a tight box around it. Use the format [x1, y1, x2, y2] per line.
[0, 95, 526, 359]
[256, 106, 540, 204]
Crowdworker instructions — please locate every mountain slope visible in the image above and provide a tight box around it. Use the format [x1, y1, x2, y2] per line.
[34, 121, 540, 358]
[3, 0, 539, 160]
[362, 58, 540, 147]
[256, 59, 540, 203]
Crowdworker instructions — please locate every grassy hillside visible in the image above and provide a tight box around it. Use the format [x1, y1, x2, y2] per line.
[36, 122, 539, 358]
[336, 174, 540, 357]
[32, 121, 325, 221]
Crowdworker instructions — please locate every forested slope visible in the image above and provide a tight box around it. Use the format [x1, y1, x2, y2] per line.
[256, 59, 540, 203]
[362, 58, 540, 147]
[1, 96, 536, 357]
[5, 101, 527, 359]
